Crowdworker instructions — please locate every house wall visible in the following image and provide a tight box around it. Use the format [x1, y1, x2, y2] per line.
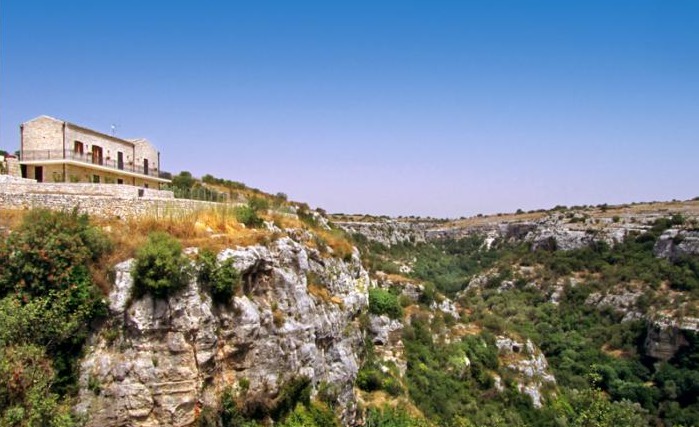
[21, 116, 64, 152]
[131, 138, 160, 174]
[20, 116, 166, 187]
[65, 125, 135, 165]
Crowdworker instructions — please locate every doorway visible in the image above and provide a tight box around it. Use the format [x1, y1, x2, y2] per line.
[92, 146, 103, 165]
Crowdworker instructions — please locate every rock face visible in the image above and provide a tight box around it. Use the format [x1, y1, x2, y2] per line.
[644, 316, 699, 361]
[654, 230, 699, 261]
[336, 213, 648, 251]
[334, 220, 437, 247]
[76, 237, 369, 426]
[496, 337, 556, 408]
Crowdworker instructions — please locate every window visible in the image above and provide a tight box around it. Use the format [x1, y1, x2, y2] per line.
[92, 175, 100, 183]
[74, 141, 84, 156]
[143, 158, 149, 175]
[117, 178, 124, 185]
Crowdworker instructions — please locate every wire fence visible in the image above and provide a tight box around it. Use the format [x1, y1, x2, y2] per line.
[163, 185, 233, 204]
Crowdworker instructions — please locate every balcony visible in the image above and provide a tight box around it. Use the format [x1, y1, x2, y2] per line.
[20, 149, 170, 179]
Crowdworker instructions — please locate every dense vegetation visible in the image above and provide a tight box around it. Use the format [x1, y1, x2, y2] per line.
[353, 216, 699, 426]
[0, 210, 111, 426]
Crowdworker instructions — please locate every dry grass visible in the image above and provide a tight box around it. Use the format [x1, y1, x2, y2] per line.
[601, 344, 632, 359]
[0, 209, 26, 231]
[379, 273, 416, 284]
[308, 283, 332, 303]
[357, 390, 428, 421]
[318, 229, 354, 259]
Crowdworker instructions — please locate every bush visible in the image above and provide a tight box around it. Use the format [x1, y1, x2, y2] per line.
[236, 205, 264, 228]
[0, 209, 111, 297]
[368, 288, 403, 319]
[0, 210, 110, 423]
[198, 250, 241, 303]
[0, 344, 75, 426]
[132, 232, 190, 298]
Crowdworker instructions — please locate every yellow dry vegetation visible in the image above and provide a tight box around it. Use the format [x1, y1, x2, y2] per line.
[308, 283, 333, 303]
[0, 209, 25, 231]
[601, 343, 632, 359]
[315, 228, 354, 259]
[357, 390, 429, 422]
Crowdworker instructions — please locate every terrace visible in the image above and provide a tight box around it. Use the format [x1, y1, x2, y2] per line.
[20, 149, 171, 180]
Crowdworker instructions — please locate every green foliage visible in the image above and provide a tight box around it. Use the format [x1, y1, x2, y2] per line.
[171, 170, 196, 189]
[381, 216, 699, 426]
[197, 250, 241, 303]
[554, 387, 649, 426]
[271, 376, 312, 420]
[356, 364, 404, 397]
[132, 232, 190, 298]
[365, 406, 432, 427]
[0, 345, 75, 427]
[248, 196, 269, 213]
[409, 236, 504, 295]
[219, 387, 251, 427]
[236, 204, 264, 228]
[277, 402, 340, 427]
[0, 209, 111, 297]
[201, 173, 248, 190]
[369, 288, 403, 319]
[0, 210, 111, 426]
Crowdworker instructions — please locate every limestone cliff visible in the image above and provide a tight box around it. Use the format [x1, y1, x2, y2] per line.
[75, 237, 369, 426]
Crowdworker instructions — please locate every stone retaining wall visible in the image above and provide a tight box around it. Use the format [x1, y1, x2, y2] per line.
[0, 178, 174, 199]
[0, 192, 231, 219]
[0, 179, 235, 219]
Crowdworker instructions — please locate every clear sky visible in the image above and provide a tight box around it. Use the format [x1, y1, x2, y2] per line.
[1, 1, 697, 217]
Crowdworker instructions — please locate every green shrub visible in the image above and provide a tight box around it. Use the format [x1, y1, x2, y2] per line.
[197, 250, 241, 303]
[0, 344, 75, 426]
[132, 232, 190, 298]
[0, 210, 111, 425]
[236, 205, 264, 228]
[277, 402, 340, 427]
[248, 196, 270, 212]
[0, 209, 111, 297]
[369, 288, 403, 319]
[271, 376, 312, 420]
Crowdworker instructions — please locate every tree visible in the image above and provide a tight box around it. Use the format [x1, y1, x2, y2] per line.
[172, 171, 196, 189]
[132, 232, 190, 298]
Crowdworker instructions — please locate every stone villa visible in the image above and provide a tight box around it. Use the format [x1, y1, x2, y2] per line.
[18, 116, 171, 188]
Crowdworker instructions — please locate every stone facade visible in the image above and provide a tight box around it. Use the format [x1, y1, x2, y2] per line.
[0, 177, 228, 220]
[19, 116, 169, 188]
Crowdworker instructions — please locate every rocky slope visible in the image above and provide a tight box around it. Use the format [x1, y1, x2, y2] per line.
[76, 237, 370, 426]
[334, 200, 699, 251]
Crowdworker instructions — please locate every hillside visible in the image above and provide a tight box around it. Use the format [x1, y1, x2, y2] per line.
[1, 187, 698, 426]
[342, 198, 699, 426]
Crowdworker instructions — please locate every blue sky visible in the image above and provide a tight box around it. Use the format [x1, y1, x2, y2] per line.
[1, 1, 698, 217]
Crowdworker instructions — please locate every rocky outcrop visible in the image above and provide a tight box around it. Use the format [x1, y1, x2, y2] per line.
[644, 316, 699, 361]
[367, 314, 406, 376]
[496, 337, 556, 408]
[654, 230, 699, 261]
[336, 214, 646, 251]
[585, 289, 644, 322]
[334, 220, 435, 247]
[76, 237, 369, 426]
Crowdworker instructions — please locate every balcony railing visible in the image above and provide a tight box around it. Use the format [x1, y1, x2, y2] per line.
[20, 149, 170, 179]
